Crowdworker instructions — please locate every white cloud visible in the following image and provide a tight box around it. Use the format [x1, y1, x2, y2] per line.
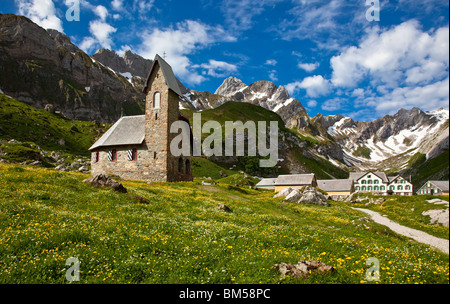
[196, 60, 238, 78]
[298, 62, 319, 72]
[268, 70, 278, 82]
[374, 77, 449, 114]
[265, 59, 277, 66]
[111, 0, 123, 11]
[286, 75, 331, 98]
[278, 0, 366, 49]
[80, 20, 117, 52]
[331, 21, 449, 88]
[221, 0, 282, 32]
[321, 97, 346, 111]
[136, 20, 236, 85]
[94, 5, 108, 21]
[307, 99, 317, 108]
[16, 0, 63, 32]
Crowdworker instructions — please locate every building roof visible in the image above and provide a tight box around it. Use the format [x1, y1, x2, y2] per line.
[143, 54, 183, 96]
[429, 181, 449, 191]
[275, 174, 316, 186]
[317, 179, 354, 192]
[256, 178, 277, 187]
[349, 171, 389, 183]
[89, 115, 146, 151]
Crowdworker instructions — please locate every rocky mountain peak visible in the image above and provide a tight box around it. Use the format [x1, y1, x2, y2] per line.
[91, 49, 153, 79]
[214, 76, 247, 96]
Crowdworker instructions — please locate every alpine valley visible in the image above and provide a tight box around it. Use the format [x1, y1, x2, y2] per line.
[0, 14, 448, 188]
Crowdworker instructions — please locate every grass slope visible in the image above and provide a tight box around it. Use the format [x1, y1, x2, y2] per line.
[0, 93, 106, 158]
[0, 162, 448, 284]
[401, 150, 450, 190]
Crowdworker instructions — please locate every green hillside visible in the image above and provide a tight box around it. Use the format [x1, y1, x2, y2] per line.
[182, 101, 349, 178]
[0, 162, 448, 284]
[401, 150, 450, 190]
[0, 93, 106, 160]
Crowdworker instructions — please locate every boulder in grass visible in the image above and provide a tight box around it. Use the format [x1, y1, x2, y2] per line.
[83, 174, 127, 193]
[274, 187, 293, 198]
[284, 189, 302, 202]
[298, 187, 329, 206]
[273, 260, 334, 279]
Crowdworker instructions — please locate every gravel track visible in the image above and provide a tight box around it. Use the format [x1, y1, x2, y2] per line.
[352, 208, 449, 255]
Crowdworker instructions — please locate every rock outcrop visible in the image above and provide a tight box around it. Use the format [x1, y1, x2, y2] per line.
[83, 174, 127, 193]
[273, 260, 335, 279]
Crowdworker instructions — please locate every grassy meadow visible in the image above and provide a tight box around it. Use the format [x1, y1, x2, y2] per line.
[0, 162, 448, 284]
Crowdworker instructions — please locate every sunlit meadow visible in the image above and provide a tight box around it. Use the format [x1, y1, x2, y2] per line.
[0, 163, 448, 284]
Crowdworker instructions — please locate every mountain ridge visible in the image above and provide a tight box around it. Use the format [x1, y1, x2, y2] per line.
[0, 13, 448, 180]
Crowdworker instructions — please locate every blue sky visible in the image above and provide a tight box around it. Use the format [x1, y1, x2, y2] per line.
[1, 0, 449, 120]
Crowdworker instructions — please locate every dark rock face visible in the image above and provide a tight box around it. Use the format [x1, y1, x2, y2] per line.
[91, 49, 153, 79]
[0, 14, 145, 123]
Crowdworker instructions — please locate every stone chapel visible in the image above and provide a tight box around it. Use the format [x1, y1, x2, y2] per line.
[89, 54, 193, 182]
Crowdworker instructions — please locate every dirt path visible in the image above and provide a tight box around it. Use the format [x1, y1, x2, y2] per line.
[352, 208, 449, 255]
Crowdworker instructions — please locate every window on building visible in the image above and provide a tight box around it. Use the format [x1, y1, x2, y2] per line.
[390, 185, 395, 190]
[367, 175, 371, 178]
[185, 159, 191, 175]
[380, 186, 385, 191]
[398, 185, 403, 190]
[374, 180, 379, 184]
[94, 151, 100, 163]
[362, 186, 366, 191]
[405, 185, 411, 190]
[154, 152, 157, 159]
[128, 148, 138, 161]
[178, 157, 184, 173]
[368, 180, 373, 184]
[108, 149, 117, 162]
[368, 186, 372, 191]
[153, 92, 161, 109]
[355, 186, 360, 191]
[374, 186, 379, 191]
[361, 180, 367, 184]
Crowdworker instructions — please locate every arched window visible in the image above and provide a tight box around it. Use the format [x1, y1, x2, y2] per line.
[368, 180, 373, 184]
[178, 157, 184, 173]
[185, 159, 191, 175]
[362, 186, 366, 191]
[153, 92, 161, 109]
[94, 151, 100, 163]
[374, 180, 379, 184]
[355, 186, 360, 191]
[398, 185, 403, 190]
[374, 186, 379, 191]
[405, 185, 411, 190]
[390, 185, 395, 190]
[380, 186, 385, 191]
[361, 180, 367, 184]
[368, 186, 372, 191]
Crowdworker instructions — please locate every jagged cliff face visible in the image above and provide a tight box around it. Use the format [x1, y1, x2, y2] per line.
[211, 77, 309, 128]
[0, 14, 145, 123]
[91, 49, 153, 79]
[310, 107, 449, 170]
